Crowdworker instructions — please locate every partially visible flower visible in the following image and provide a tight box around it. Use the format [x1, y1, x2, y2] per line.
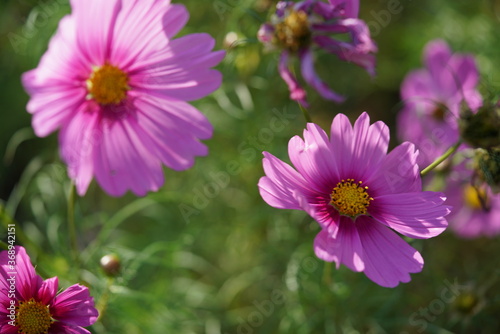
[22, 0, 225, 196]
[258, 112, 449, 287]
[443, 164, 500, 238]
[0, 246, 98, 333]
[397, 39, 482, 167]
[258, 0, 377, 106]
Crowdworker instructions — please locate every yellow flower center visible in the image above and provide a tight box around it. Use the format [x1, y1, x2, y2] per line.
[330, 179, 373, 218]
[87, 64, 129, 105]
[275, 10, 311, 52]
[16, 298, 53, 334]
[463, 184, 489, 210]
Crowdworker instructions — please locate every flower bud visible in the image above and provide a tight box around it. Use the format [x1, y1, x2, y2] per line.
[460, 104, 500, 149]
[100, 254, 121, 277]
[223, 32, 240, 50]
[454, 292, 480, 315]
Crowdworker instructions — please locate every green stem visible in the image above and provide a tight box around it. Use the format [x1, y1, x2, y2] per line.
[96, 277, 114, 320]
[0, 240, 8, 250]
[322, 261, 332, 286]
[298, 102, 312, 123]
[420, 141, 462, 176]
[67, 183, 80, 267]
[0, 204, 41, 253]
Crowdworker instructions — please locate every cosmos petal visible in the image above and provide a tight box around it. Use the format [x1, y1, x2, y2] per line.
[314, 220, 364, 272]
[288, 123, 339, 192]
[366, 141, 421, 196]
[133, 97, 210, 171]
[278, 51, 308, 106]
[50, 323, 92, 334]
[37, 277, 58, 305]
[51, 284, 98, 327]
[93, 116, 164, 197]
[356, 216, 424, 288]
[371, 192, 450, 238]
[299, 49, 344, 102]
[111, 1, 188, 67]
[70, 0, 121, 64]
[258, 152, 311, 210]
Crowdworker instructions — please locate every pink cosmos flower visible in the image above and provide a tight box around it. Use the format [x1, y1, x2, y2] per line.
[258, 112, 450, 287]
[258, 0, 377, 106]
[22, 0, 225, 196]
[0, 246, 98, 333]
[397, 39, 482, 167]
[443, 165, 500, 238]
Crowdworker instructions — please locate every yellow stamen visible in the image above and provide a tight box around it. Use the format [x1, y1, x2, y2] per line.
[274, 10, 311, 52]
[16, 298, 53, 334]
[87, 64, 129, 105]
[330, 179, 373, 218]
[463, 184, 489, 210]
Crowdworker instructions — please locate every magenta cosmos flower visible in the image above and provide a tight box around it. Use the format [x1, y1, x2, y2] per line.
[258, 113, 450, 287]
[0, 246, 98, 333]
[258, 0, 377, 106]
[442, 165, 500, 238]
[22, 0, 225, 196]
[397, 39, 482, 167]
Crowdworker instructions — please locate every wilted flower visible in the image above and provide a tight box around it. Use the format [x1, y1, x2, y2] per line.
[22, 0, 225, 196]
[258, 112, 450, 287]
[397, 39, 482, 167]
[0, 246, 98, 333]
[258, 0, 377, 106]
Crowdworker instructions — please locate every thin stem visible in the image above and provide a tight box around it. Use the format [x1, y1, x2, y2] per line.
[420, 141, 462, 176]
[96, 277, 114, 320]
[322, 261, 332, 286]
[0, 204, 41, 254]
[67, 183, 80, 267]
[298, 102, 312, 123]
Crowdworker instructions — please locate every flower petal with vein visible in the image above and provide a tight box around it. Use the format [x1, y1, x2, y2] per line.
[22, 0, 225, 196]
[258, 112, 450, 287]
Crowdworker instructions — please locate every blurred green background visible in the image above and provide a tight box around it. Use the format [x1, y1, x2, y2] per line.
[1, 0, 500, 333]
